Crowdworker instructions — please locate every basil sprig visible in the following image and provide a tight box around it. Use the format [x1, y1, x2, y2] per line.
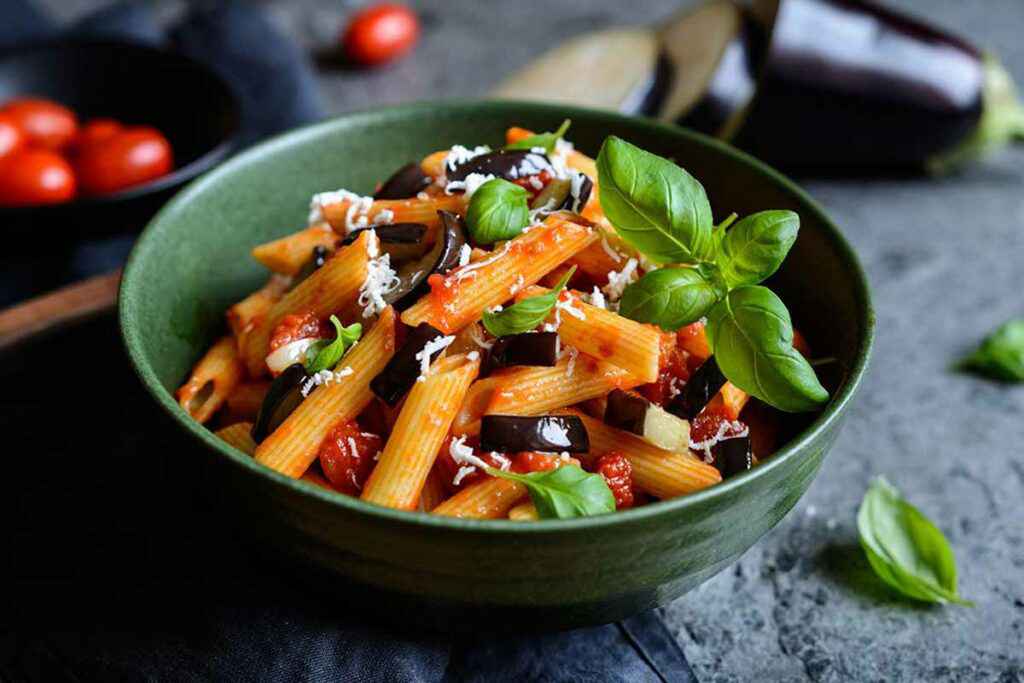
[305, 315, 362, 374]
[959, 319, 1024, 381]
[596, 136, 827, 412]
[482, 267, 575, 337]
[858, 478, 973, 606]
[506, 119, 572, 153]
[486, 464, 615, 519]
[466, 178, 530, 244]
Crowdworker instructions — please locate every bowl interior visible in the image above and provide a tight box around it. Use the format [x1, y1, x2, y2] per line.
[120, 101, 873, 531]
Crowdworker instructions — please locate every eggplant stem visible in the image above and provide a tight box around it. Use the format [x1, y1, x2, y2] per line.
[927, 55, 1024, 174]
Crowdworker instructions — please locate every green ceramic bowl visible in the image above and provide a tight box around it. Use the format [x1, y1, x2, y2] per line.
[120, 101, 873, 631]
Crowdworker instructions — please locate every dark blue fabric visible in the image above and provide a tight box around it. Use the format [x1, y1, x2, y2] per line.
[0, 3, 698, 682]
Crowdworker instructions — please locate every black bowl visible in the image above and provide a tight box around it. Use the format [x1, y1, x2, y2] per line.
[0, 39, 241, 246]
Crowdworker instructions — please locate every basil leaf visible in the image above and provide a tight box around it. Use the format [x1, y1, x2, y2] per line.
[486, 464, 615, 519]
[482, 267, 575, 337]
[506, 119, 571, 153]
[716, 210, 800, 289]
[619, 266, 725, 331]
[595, 135, 714, 265]
[305, 316, 362, 374]
[960, 319, 1024, 381]
[705, 285, 828, 412]
[858, 477, 973, 606]
[466, 178, 530, 244]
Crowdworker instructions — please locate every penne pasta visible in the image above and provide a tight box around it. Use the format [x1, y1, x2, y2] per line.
[452, 376, 501, 436]
[707, 382, 750, 421]
[567, 238, 625, 281]
[226, 274, 291, 339]
[254, 307, 397, 478]
[321, 195, 466, 235]
[361, 354, 480, 510]
[418, 466, 448, 512]
[420, 150, 448, 179]
[177, 336, 245, 424]
[224, 381, 270, 422]
[216, 421, 256, 455]
[508, 501, 539, 521]
[251, 223, 338, 276]
[562, 408, 722, 498]
[401, 214, 598, 333]
[431, 476, 528, 519]
[239, 230, 372, 377]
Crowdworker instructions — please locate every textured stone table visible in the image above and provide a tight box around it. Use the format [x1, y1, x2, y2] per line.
[45, 1, 1024, 679]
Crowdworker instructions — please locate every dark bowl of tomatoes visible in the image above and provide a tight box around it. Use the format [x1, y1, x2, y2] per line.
[0, 40, 240, 245]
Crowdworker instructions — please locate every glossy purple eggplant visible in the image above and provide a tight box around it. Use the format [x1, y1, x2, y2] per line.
[447, 150, 552, 183]
[669, 356, 727, 420]
[711, 435, 753, 478]
[479, 415, 590, 453]
[370, 323, 446, 406]
[252, 363, 309, 443]
[483, 332, 559, 375]
[384, 211, 467, 310]
[374, 162, 431, 199]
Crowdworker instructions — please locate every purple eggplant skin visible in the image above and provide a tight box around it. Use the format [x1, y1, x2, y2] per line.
[479, 415, 590, 454]
[292, 245, 331, 286]
[252, 363, 309, 443]
[483, 332, 559, 375]
[385, 211, 467, 310]
[604, 389, 650, 435]
[563, 174, 593, 213]
[370, 323, 446, 406]
[374, 162, 431, 199]
[669, 356, 727, 420]
[711, 435, 753, 478]
[732, 0, 996, 171]
[341, 223, 427, 247]
[447, 150, 552, 183]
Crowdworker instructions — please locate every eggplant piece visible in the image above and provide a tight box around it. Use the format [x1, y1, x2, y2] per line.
[483, 332, 559, 375]
[731, 0, 1024, 171]
[528, 173, 593, 214]
[711, 435, 753, 478]
[384, 211, 467, 310]
[251, 363, 309, 443]
[370, 323, 446, 406]
[292, 245, 331, 286]
[480, 415, 590, 453]
[605, 389, 691, 452]
[447, 150, 552, 183]
[342, 223, 428, 264]
[669, 356, 727, 420]
[374, 162, 431, 199]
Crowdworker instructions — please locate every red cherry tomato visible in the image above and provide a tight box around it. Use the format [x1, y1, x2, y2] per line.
[73, 118, 122, 152]
[0, 149, 76, 206]
[594, 451, 634, 509]
[319, 420, 383, 495]
[74, 126, 173, 195]
[342, 4, 419, 66]
[0, 98, 78, 151]
[0, 114, 25, 159]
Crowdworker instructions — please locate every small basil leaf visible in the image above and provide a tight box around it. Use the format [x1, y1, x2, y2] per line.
[960, 319, 1024, 381]
[716, 210, 800, 289]
[619, 266, 725, 331]
[486, 464, 615, 519]
[506, 119, 572, 153]
[466, 178, 530, 244]
[858, 477, 973, 606]
[306, 316, 362, 374]
[705, 285, 828, 412]
[482, 266, 575, 337]
[595, 135, 714, 265]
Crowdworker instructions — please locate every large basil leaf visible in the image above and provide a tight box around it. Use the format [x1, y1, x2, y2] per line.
[705, 285, 828, 412]
[716, 210, 799, 288]
[858, 478, 972, 605]
[482, 267, 575, 337]
[595, 136, 714, 265]
[619, 266, 725, 331]
[506, 119, 571, 153]
[466, 178, 529, 244]
[960, 319, 1024, 381]
[487, 464, 615, 519]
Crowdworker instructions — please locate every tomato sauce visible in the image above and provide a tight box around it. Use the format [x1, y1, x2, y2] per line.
[269, 311, 330, 351]
[594, 451, 634, 509]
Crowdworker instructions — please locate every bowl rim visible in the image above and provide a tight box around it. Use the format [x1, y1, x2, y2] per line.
[0, 38, 242, 211]
[120, 99, 875, 534]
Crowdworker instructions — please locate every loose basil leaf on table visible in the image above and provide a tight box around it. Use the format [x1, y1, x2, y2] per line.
[486, 464, 616, 519]
[858, 477, 973, 606]
[595, 135, 715, 265]
[506, 119, 571, 153]
[715, 210, 800, 289]
[619, 265, 725, 331]
[705, 285, 828, 412]
[959, 319, 1024, 381]
[465, 178, 530, 244]
[305, 316, 362, 374]
[482, 266, 576, 337]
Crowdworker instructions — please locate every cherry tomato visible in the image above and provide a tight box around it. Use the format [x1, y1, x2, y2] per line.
[73, 118, 122, 153]
[74, 126, 173, 195]
[0, 114, 25, 159]
[269, 311, 331, 351]
[0, 149, 76, 206]
[342, 4, 419, 66]
[319, 420, 383, 495]
[0, 98, 78, 151]
[594, 451, 634, 509]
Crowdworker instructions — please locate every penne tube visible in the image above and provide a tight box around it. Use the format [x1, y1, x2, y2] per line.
[239, 230, 372, 377]
[420, 150, 448, 179]
[562, 408, 722, 498]
[418, 466, 448, 512]
[452, 376, 501, 436]
[508, 502, 539, 521]
[321, 195, 466, 235]
[216, 422, 256, 455]
[401, 214, 598, 333]
[707, 382, 750, 421]
[224, 381, 270, 423]
[361, 354, 480, 510]
[251, 223, 338, 276]
[567, 238, 625, 281]
[300, 470, 335, 491]
[226, 274, 292, 339]
[254, 308, 397, 478]
[519, 285, 662, 383]
[431, 476, 528, 519]
[176, 336, 245, 424]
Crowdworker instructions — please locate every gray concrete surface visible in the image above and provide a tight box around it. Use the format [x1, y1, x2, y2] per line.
[47, 1, 1024, 680]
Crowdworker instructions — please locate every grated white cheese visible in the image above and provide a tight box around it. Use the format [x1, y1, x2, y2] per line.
[554, 138, 574, 157]
[372, 209, 395, 224]
[600, 233, 624, 263]
[307, 189, 375, 231]
[358, 233, 400, 319]
[468, 325, 494, 350]
[555, 294, 586, 321]
[467, 351, 480, 362]
[300, 366, 354, 397]
[444, 145, 491, 173]
[445, 172, 496, 197]
[583, 286, 607, 310]
[509, 274, 525, 295]
[414, 335, 455, 381]
[448, 435, 509, 486]
[603, 257, 639, 304]
[458, 243, 472, 267]
[528, 176, 544, 190]
[565, 346, 579, 377]
[452, 241, 512, 283]
[486, 304, 503, 314]
[689, 421, 750, 463]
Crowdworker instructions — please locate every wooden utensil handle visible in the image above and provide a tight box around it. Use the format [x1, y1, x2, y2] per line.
[0, 269, 121, 352]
